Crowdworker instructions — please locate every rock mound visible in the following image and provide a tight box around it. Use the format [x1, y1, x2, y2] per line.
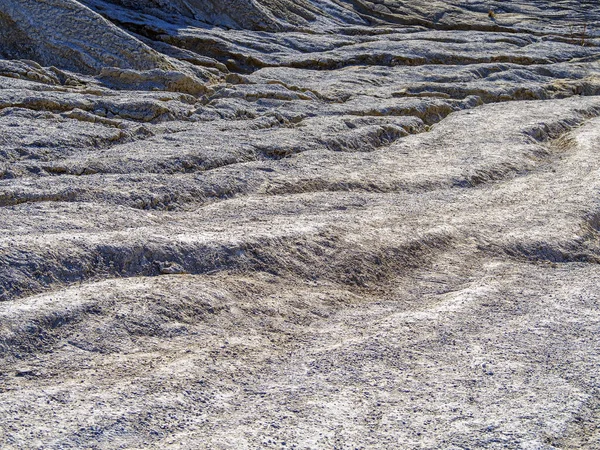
[0, 0, 173, 74]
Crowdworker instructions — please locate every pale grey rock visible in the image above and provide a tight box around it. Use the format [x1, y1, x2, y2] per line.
[0, 0, 171, 74]
[0, 0, 599, 449]
[156, 261, 187, 274]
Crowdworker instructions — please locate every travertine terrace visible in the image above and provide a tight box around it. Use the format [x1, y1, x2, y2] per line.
[0, 1, 599, 448]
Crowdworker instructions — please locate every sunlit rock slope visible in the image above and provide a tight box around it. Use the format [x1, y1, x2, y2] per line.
[0, 0, 599, 448]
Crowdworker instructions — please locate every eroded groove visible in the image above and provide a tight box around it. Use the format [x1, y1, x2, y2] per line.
[0, 225, 454, 304]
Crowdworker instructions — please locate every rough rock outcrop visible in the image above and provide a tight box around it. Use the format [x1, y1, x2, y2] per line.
[0, 0, 175, 74]
[83, 0, 367, 30]
[0, 0, 599, 449]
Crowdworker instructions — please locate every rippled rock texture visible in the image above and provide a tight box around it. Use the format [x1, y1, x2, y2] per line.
[1, 1, 600, 449]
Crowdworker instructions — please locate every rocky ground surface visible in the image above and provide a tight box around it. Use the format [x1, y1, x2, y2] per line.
[1, 0, 600, 448]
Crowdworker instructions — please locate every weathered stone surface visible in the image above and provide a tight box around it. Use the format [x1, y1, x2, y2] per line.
[0, 0, 599, 449]
[0, 0, 175, 73]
